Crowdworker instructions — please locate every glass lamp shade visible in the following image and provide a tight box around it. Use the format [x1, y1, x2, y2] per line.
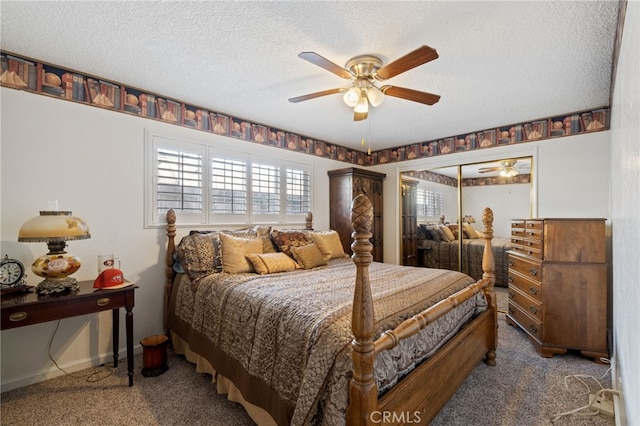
[500, 168, 519, 178]
[354, 92, 369, 114]
[366, 85, 384, 107]
[18, 211, 91, 294]
[343, 87, 360, 107]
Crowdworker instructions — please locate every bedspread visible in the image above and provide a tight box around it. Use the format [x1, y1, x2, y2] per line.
[169, 258, 485, 425]
[422, 237, 511, 287]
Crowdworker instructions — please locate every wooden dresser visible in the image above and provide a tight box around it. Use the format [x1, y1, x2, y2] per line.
[328, 167, 385, 262]
[506, 218, 608, 361]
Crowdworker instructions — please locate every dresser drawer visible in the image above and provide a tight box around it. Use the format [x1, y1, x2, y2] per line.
[524, 220, 544, 231]
[508, 302, 542, 341]
[508, 269, 542, 302]
[508, 255, 542, 282]
[508, 287, 542, 321]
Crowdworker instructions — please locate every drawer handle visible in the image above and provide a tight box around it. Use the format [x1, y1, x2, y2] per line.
[508, 260, 515, 267]
[529, 286, 538, 295]
[9, 312, 27, 322]
[527, 241, 533, 246]
[529, 324, 538, 334]
[508, 276, 514, 284]
[508, 307, 514, 315]
[508, 291, 514, 299]
[529, 267, 538, 276]
[97, 298, 111, 307]
[529, 305, 538, 315]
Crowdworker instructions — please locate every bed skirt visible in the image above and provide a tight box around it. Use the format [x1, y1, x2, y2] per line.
[171, 331, 277, 426]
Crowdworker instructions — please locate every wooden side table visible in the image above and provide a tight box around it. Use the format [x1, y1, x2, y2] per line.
[1, 280, 137, 386]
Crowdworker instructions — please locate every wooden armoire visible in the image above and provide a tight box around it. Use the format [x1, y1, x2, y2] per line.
[328, 168, 386, 262]
[401, 178, 418, 266]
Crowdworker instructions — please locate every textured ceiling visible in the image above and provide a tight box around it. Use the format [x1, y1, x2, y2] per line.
[1, 1, 619, 152]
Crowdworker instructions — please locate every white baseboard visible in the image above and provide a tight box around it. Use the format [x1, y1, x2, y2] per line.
[611, 356, 628, 426]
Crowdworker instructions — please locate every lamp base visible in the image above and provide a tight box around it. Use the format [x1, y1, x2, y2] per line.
[36, 277, 79, 295]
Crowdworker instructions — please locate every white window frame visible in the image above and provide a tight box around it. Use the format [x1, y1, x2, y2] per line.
[145, 132, 312, 227]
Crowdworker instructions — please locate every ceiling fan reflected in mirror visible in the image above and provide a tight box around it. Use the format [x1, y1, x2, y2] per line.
[478, 160, 522, 177]
[288, 46, 441, 121]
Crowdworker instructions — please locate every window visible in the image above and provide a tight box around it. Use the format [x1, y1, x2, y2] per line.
[146, 134, 312, 226]
[417, 188, 443, 217]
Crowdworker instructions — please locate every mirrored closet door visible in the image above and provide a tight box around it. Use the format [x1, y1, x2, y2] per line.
[401, 156, 533, 288]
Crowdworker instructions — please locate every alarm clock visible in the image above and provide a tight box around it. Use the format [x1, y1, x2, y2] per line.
[0, 254, 27, 288]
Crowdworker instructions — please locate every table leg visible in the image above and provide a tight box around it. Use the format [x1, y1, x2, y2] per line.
[126, 305, 134, 387]
[112, 308, 119, 368]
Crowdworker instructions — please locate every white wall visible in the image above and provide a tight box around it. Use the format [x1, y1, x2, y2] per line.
[610, 1, 640, 424]
[0, 88, 346, 391]
[462, 183, 531, 238]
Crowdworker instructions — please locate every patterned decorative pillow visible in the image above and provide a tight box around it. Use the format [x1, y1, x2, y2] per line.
[270, 229, 313, 258]
[245, 252, 299, 275]
[423, 223, 442, 241]
[175, 232, 220, 283]
[290, 244, 328, 269]
[438, 224, 456, 242]
[463, 222, 480, 239]
[447, 223, 460, 239]
[219, 233, 264, 274]
[310, 230, 347, 260]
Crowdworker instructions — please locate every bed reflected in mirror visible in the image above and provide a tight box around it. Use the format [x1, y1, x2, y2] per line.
[401, 156, 533, 288]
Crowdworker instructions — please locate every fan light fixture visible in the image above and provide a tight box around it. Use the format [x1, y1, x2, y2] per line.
[500, 167, 519, 178]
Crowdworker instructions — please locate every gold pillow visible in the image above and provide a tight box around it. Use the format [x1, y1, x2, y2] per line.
[463, 223, 480, 239]
[438, 224, 456, 242]
[311, 230, 347, 260]
[246, 252, 299, 275]
[219, 233, 264, 274]
[290, 244, 327, 269]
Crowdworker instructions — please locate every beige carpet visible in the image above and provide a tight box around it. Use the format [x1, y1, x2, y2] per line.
[1, 288, 615, 425]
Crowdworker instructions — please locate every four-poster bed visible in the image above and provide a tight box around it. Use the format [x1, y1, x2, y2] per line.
[162, 195, 497, 425]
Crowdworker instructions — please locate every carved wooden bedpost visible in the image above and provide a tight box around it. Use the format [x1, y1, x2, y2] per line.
[347, 195, 378, 426]
[164, 209, 177, 333]
[481, 207, 497, 366]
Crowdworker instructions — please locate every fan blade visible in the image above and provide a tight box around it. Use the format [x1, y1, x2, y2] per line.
[354, 110, 368, 121]
[298, 52, 353, 79]
[288, 88, 344, 103]
[478, 167, 501, 173]
[375, 45, 439, 80]
[380, 85, 440, 105]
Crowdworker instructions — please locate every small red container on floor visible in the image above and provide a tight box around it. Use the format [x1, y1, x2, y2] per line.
[140, 334, 169, 377]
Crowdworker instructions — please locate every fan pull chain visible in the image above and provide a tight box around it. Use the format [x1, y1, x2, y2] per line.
[367, 115, 372, 155]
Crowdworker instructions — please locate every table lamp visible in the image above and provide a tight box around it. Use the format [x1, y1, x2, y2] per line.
[18, 209, 91, 295]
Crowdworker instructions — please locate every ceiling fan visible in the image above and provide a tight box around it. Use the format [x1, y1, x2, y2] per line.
[288, 45, 441, 121]
[478, 160, 522, 177]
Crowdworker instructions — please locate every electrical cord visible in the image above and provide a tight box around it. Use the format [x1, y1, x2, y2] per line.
[48, 319, 114, 383]
[550, 358, 619, 423]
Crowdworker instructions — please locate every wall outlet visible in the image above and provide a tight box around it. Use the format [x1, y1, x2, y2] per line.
[590, 394, 615, 418]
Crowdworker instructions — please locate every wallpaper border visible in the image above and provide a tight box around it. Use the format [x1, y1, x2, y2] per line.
[1, 50, 609, 167]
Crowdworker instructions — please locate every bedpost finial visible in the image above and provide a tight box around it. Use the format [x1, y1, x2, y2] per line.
[482, 207, 494, 235]
[351, 194, 373, 234]
[166, 209, 176, 225]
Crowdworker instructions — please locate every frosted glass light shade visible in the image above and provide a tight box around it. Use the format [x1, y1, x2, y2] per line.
[343, 87, 360, 107]
[354, 93, 369, 113]
[366, 85, 384, 107]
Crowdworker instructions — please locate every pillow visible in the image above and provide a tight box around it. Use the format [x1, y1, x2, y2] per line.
[175, 232, 220, 283]
[290, 244, 328, 269]
[422, 223, 441, 241]
[463, 222, 480, 239]
[219, 233, 264, 274]
[270, 229, 313, 258]
[310, 230, 347, 260]
[438, 224, 456, 242]
[246, 252, 299, 275]
[447, 223, 460, 239]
